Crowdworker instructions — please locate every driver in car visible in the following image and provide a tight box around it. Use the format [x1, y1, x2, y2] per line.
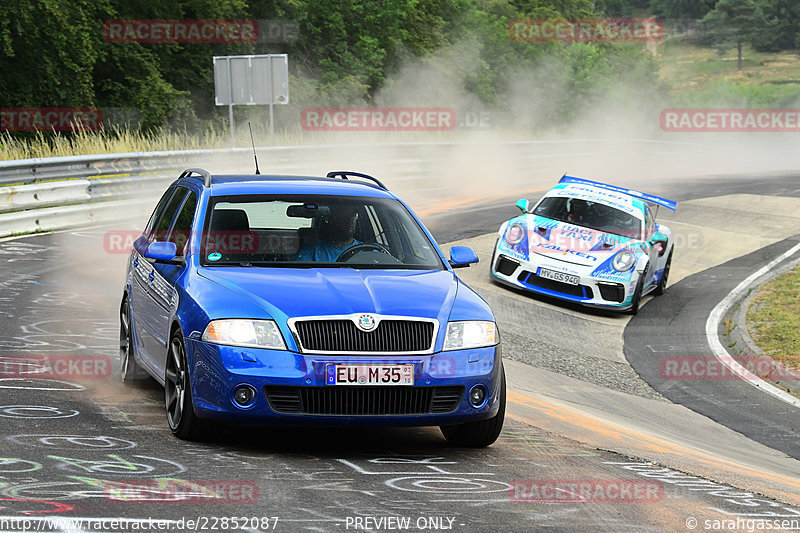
[566, 199, 586, 224]
[295, 205, 362, 262]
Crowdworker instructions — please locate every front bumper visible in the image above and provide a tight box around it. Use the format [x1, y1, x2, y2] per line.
[491, 251, 638, 310]
[186, 339, 503, 426]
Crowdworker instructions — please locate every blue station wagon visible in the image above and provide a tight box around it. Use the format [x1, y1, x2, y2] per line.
[120, 169, 505, 446]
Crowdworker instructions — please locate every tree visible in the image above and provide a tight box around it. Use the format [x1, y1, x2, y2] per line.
[757, 0, 800, 51]
[700, 0, 774, 70]
[0, 0, 109, 107]
[649, 0, 716, 19]
[596, 0, 650, 17]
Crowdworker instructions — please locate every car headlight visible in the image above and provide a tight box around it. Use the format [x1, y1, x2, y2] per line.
[612, 250, 636, 272]
[202, 319, 286, 350]
[443, 321, 497, 351]
[505, 223, 525, 245]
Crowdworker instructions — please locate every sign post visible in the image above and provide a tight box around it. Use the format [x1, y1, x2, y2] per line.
[213, 54, 289, 145]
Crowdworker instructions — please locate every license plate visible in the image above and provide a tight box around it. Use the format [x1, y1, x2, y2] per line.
[326, 364, 414, 386]
[538, 268, 579, 285]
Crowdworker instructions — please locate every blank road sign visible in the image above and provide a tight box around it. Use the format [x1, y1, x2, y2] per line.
[214, 54, 289, 106]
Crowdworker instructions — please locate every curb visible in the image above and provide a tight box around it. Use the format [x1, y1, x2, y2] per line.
[722, 252, 800, 397]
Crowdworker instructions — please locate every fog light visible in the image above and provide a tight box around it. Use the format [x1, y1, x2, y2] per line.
[469, 385, 487, 407]
[233, 385, 256, 406]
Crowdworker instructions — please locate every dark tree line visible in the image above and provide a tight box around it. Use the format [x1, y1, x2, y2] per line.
[1, 0, 797, 132]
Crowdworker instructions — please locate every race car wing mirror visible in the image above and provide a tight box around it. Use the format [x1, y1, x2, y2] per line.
[648, 231, 668, 256]
[515, 199, 531, 213]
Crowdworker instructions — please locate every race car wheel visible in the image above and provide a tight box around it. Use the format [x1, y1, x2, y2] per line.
[165, 330, 204, 440]
[654, 249, 673, 296]
[628, 275, 645, 315]
[120, 297, 147, 383]
[440, 367, 506, 448]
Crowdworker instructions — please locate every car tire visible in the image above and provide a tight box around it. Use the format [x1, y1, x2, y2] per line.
[653, 249, 673, 296]
[119, 297, 147, 383]
[628, 275, 645, 315]
[165, 329, 204, 440]
[440, 367, 506, 448]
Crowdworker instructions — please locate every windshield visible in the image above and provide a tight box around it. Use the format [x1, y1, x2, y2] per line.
[200, 195, 444, 269]
[533, 196, 644, 239]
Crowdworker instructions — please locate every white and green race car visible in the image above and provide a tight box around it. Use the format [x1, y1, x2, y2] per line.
[490, 175, 677, 314]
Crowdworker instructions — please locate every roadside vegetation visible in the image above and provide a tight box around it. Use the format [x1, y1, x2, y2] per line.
[2, 0, 800, 160]
[747, 265, 800, 376]
[659, 42, 800, 107]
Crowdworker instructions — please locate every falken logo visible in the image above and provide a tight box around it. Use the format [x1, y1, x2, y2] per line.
[538, 244, 598, 261]
[356, 314, 377, 332]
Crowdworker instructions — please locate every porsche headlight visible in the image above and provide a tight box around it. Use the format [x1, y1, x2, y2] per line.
[443, 321, 497, 351]
[612, 250, 636, 272]
[202, 319, 286, 350]
[505, 223, 525, 245]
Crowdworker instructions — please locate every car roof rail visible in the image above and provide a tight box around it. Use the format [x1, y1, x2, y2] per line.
[180, 168, 212, 187]
[326, 171, 388, 190]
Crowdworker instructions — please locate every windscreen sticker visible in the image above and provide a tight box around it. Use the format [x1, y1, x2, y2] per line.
[548, 185, 642, 216]
[207, 252, 222, 262]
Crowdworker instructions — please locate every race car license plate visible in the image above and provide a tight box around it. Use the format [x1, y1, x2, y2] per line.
[538, 268, 579, 286]
[326, 363, 414, 386]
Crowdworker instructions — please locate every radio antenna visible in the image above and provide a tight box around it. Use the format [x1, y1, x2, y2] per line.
[248, 122, 260, 175]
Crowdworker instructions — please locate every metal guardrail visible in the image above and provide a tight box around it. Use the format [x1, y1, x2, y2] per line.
[0, 139, 720, 239]
[0, 150, 207, 186]
[0, 150, 207, 237]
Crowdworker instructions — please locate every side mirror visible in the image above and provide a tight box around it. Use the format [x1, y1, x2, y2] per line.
[648, 231, 668, 256]
[515, 199, 531, 213]
[144, 241, 178, 263]
[449, 246, 479, 268]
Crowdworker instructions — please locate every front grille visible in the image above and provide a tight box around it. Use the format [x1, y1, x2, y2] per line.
[293, 319, 435, 353]
[495, 255, 519, 276]
[264, 386, 464, 415]
[518, 270, 594, 299]
[598, 282, 625, 303]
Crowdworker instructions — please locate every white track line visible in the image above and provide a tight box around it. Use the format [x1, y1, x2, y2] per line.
[705, 241, 800, 409]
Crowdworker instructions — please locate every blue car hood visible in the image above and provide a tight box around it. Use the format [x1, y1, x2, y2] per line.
[197, 267, 459, 324]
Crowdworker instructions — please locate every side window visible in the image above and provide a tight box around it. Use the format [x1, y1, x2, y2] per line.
[143, 188, 175, 237]
[168, 190, 197, 256]
[151, 187, 188, 243]
[644, 206, 655, 238]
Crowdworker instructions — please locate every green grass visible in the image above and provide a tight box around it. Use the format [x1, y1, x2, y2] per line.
[657, 41, 800, 107]
[747, 265, 800, 374]
[0, 124, 525, 162]
[0, 125, 309, 161]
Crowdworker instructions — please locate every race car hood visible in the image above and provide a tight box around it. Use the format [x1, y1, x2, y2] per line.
[503, 215, 638, 267]
[197, 267, 458, 324]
